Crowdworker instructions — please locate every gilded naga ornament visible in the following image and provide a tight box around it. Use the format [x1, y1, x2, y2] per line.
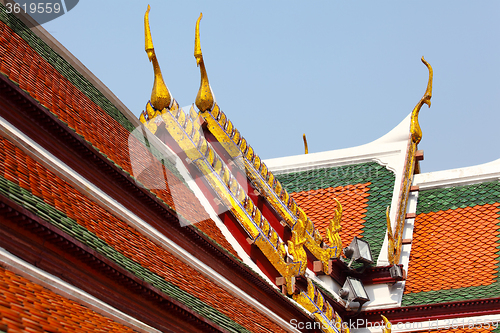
[144, 5, 172, 112]
[326, 198, 342, 249]
[410, 57, 433, 144]
[194, 13, 215, 112]
[288, 217, 307, 275]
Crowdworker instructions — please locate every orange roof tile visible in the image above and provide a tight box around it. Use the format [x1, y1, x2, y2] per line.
[0, 266, 136, 333]
[405, 203, 500, 294]
[291, 183, 370, 245]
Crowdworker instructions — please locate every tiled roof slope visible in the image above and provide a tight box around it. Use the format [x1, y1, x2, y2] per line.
[0, 266, 136, 333]
[0, 4, 238, 258]
[0, 133, 286, 333]
[275, 161, 395, 261]
[291, 183, 369, 247]
[403, 181, 500, 306]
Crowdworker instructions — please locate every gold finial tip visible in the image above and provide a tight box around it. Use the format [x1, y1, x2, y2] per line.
[421, 56, 430, 68]
[421, 56, 433, 104]
[144, 3, 172, 111]
[194, 13, 203, 65]
[410, 56, 433, 144]
[302, 134, 308, 154]
[145, 4, 154, 61]
[194, 12, 214, 112]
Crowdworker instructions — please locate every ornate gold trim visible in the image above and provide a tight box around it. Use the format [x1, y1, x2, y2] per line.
[141, 12, 348, 330]
[200, 107, 340, 273]
[386, 206, 397, 265]
[293, 279, 343, 333]
[388, 140, 417, 265]
[190, 17, 341, 272]
[146, 102, 305, 294]
[388, 58, 433, 265]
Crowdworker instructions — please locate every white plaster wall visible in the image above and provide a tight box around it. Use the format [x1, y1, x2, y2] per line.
[414, 158, 500, 189]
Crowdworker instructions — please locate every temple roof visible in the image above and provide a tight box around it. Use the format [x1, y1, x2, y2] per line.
[266, 114, 415, 266]
[0, 5, 298, 331]
[404, 160, 500, 306]
[3, 2, 500, 331]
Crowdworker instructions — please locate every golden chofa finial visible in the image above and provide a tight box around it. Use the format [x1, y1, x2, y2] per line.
[194, 13, 215, 112]
[145, 5, 172, 111]
[303, 134, 308, 154]
[410, 56, 433, 144]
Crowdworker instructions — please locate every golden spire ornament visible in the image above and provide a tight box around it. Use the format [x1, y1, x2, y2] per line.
[194, 13, 215, 112]
[303, 134, 308, 154]
[410, 57, 433, 144]
[145, 5, 172, 111]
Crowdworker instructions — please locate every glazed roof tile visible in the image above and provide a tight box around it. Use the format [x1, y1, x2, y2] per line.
[0, 127, 283, 331]
[416, 181, 500, 214]
[0, 266, 136, 333]
[276, 162, 395, 260]
[291, 183, 370, 246]
[0, 6, 238, 258]
[403, 181, 500, 306]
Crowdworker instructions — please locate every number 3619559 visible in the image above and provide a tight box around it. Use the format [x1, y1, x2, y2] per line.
[5, 2, 62, 14]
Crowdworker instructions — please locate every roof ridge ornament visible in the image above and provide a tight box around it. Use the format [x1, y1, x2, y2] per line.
[194, 13, 215, 113]
[287, 214, 307, 272]
[326, 198, 342, 250]
[410, 56, 433, 144]
[144, 5, 172, 112]
[303, 134, 308, 154]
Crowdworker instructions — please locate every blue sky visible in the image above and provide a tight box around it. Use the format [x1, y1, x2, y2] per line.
[42, 1, 500, 173]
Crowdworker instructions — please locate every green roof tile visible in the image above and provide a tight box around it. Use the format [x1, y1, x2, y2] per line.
[402, 282, 500, 306]
[417, 181, 500, 214]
